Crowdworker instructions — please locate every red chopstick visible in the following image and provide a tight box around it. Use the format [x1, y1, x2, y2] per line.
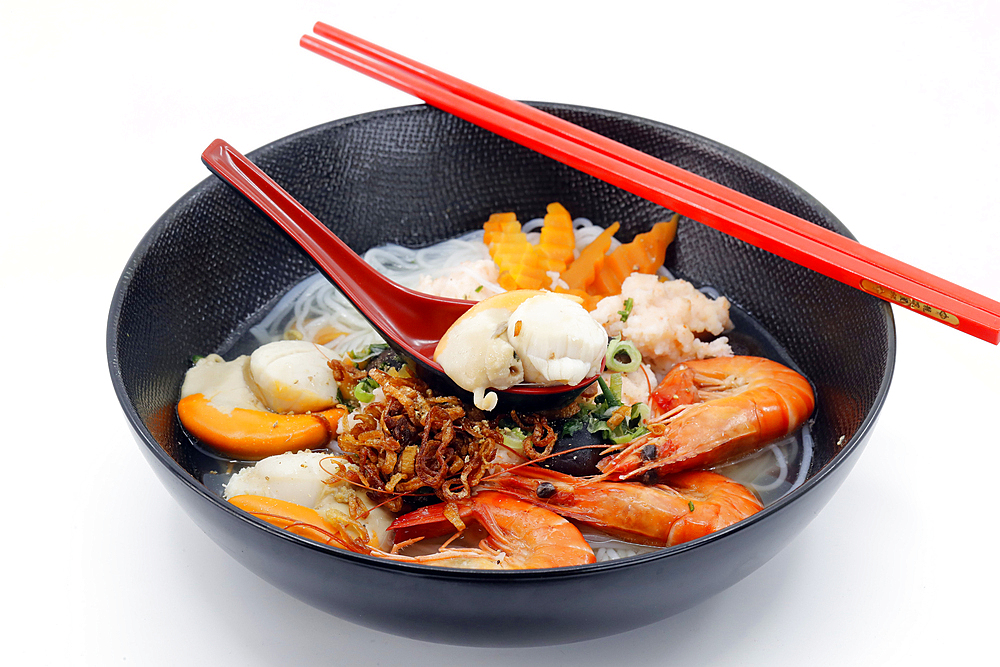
[309, 22, 999, 321]
[300, 23, 1000, 345]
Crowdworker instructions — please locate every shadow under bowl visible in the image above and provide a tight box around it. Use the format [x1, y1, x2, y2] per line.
[107, 103, 894, 647]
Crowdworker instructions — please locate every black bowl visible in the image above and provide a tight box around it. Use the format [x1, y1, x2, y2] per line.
[107, 103, 894, 647]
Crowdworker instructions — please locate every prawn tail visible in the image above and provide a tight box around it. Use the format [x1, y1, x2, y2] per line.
[389, 500, 470, 542]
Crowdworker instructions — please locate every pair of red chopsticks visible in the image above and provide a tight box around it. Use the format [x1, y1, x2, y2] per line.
[300, 22, 1000, 345]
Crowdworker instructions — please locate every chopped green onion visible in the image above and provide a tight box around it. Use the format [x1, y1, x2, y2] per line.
[609, 373, 624, 402]
[349, 343, 389, 363]
[353, 377, 379, 403]
[617, 297, 634, 322]
[596, 376, 622, 408]
[475, 285, 484, 293]
[605, 337, 641, 373]
[190, 354, 205, 364]
[688, 501, 695, 512]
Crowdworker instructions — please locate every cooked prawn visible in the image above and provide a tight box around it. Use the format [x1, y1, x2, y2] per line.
[229, 490, 595, 569]
[389, 491, 596, 569]
[484, 466, 763, 547]
[597, 356, 814, 481]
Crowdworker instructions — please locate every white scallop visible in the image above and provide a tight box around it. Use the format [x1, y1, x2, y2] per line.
[434, 307, 524, 411]
[224, 450, 336, 507]
[246, 340, 340, 414]
[507, 294, 608, 385]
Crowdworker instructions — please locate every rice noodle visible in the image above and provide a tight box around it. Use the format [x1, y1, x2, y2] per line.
[248, 219, 623, 354]
[248, 272, 379, 355]
[249, 229, 497, 355]
[522, 217, 544, 234]
[790, 427, 813, 493]
[751, 444, 789, 494]
[713, 429, 811, 504]
[571, 217, 607, 256]
[364, 230, 492, 287]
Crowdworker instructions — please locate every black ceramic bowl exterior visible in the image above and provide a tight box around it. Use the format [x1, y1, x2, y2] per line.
[108, 103, 894, 647]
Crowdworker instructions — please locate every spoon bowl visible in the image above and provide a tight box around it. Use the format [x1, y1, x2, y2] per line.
[201, 138, 598, 409]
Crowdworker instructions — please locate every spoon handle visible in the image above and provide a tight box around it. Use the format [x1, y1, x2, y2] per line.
[201, 139, 471, 358]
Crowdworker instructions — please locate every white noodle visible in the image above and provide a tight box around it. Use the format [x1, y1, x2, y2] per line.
[365, 236, 492, 287]
[788, 427, 813, 493]
[251, 218, 621, 354]
[579, 525, 657, 562]
[751, 444, 789, 494]
[522, 217, 545, 233]
[249, 274, 321, 344]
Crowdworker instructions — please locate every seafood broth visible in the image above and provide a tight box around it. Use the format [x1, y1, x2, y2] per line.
[181, 274, 814, 519]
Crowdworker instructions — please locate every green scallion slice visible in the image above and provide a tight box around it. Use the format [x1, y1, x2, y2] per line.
[353, 377, 379, 403]
[605, 337, 641, 373]
[617, 297, 634, 322]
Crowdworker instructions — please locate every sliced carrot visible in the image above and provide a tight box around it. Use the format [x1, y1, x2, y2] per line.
[489, 228, 547, 290]
[483, 212, 520, 246]
[313, 325, 345, 345]
[486, 228, 530, 261]
[177, 393, 346, 460]
[537, 202, 576, 270]
[284, 321, 345, 345]
[497, 271, 520, 291]
[559, 221, 620, 291]
[588, 216, 678, 297]
[503, 252, 547, 289]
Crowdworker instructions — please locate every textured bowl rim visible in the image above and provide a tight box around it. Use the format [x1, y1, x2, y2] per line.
[106, 102, 896, 581]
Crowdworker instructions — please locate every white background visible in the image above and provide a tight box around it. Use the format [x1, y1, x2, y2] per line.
[3, 1, 998, 664]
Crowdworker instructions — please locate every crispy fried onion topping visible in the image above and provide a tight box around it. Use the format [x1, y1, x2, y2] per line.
[337, 369, 502, 512]
[507, 411, 558, 460]
[328, 357, 368, 397]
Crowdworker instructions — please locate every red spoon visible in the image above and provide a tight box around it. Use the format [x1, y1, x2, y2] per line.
[201, 138, 599, 410]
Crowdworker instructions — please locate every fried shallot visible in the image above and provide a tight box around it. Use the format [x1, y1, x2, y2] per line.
[337, 369, 502, 512]
[506, 411, 558, 461]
